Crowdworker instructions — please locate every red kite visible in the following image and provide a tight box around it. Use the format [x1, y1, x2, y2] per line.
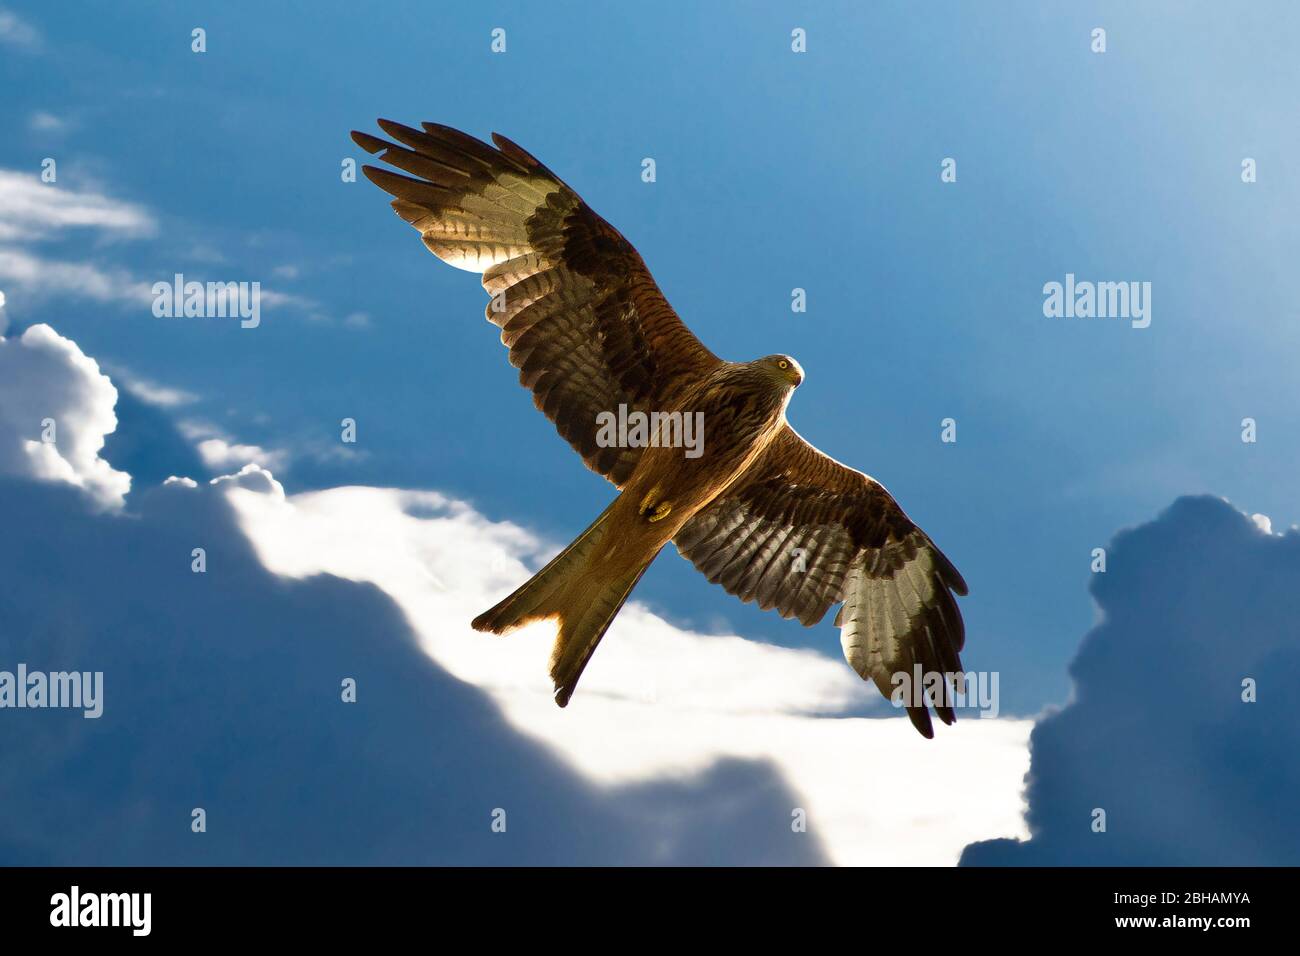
[352, 121, 967, 736]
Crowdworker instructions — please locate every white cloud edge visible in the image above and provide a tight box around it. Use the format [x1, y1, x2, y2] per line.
[0, 323, 130, 510]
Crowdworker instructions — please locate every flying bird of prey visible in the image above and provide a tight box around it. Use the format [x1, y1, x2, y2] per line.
[352, 120, 968, 736]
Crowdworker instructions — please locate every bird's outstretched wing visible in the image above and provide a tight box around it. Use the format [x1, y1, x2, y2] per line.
[673, 426, 968, 737]
[351, 121, 722, 486]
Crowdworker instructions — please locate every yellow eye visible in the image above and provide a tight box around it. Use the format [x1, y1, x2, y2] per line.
[778, 360, 789, 369]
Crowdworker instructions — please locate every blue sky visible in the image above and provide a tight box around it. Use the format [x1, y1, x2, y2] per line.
[1, 2, 1298, 865]
[5, 1, 1299, 711]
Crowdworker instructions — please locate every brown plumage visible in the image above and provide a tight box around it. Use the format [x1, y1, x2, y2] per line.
[352, 120, 969, 737]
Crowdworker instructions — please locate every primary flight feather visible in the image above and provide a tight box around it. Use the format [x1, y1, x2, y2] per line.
[351, 120, 968, 737]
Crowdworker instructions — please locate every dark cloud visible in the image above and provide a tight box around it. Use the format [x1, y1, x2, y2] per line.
[0, 475, 824, 865]
[100, 386, 208, 490]
[962, 496, 1300, 866]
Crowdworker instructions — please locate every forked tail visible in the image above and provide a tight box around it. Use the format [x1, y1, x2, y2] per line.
[471, 500, 651, 705]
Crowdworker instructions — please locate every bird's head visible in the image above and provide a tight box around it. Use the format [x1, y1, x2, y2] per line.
[757, 354, 804, 389]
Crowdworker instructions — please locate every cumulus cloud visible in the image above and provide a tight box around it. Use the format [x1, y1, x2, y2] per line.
[0, 324, 1030, 865]
[209, 462, 284, 497]
[0, 312, 1040, 865]
[0, 324, 129, 509]
[0, 473, 828, 865]
[222, 481, 1032, 865]
[962, 496, 1300, 866]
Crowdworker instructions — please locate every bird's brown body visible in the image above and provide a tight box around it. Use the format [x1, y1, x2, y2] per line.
[618, 360, 796, 548]
[475, 358, 798, 701]
[353, 119, 969, 736]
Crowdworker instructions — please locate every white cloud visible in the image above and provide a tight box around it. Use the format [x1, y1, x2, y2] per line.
[0, 317, 1032, 864]
[0, 8, 39, 49]
[109, 369, 198, 408]
[180, 418, 290, 473]
[28, 111, 67, 133]
[0, 172, 156, 309]
[0, 324, 130, 510]
[0, 248, 153, 306]
[194, 436, 288, 473]
[181, 420, 364, 474]
[209, 462, 284, 497]
[0, 170, 154, 242]
[0, 170, 320, 321]
[256, 288, 313, 311]
[221, 480, 1032, 865]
